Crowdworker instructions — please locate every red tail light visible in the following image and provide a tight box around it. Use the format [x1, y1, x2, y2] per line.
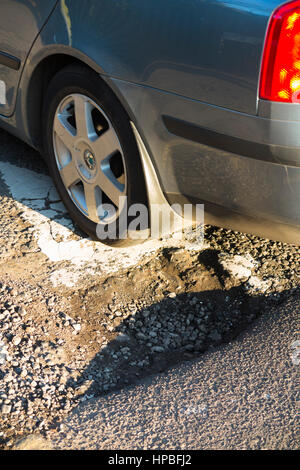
[260, 0, 300, 102]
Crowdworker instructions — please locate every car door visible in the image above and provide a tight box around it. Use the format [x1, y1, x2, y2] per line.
[0, 0, 57, 116]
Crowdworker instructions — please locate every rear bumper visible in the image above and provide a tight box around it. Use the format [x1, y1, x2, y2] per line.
[162, 113, 300, 168]
[167, 193, 300, 245]
[161, 105, 300, 244]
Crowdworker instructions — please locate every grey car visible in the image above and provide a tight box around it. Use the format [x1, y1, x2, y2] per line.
[0, 0, 299, 245]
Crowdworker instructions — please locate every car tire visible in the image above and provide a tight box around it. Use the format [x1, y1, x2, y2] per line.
[42, 64, 148, 246]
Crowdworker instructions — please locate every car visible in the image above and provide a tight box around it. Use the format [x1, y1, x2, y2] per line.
[0, 0, 299, 245]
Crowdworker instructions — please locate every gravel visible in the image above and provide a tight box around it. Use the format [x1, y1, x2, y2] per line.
[0, 225, 298, 448]
[0, 129, 299, 448]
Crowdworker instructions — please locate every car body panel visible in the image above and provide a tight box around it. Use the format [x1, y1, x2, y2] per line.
[0, 0, 299, 243]
[109, 78, 300, 227]
[21, 0, 280, 115]
[0, 0, 58, 116]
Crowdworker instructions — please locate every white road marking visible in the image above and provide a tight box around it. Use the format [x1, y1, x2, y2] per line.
[219, 253, 257, 281]
[0, 161, 193, 287]
[0, 161, 276, 292]
[0, 80, 6, 105]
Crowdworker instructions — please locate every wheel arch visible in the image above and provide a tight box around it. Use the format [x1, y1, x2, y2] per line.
[24, 51, 138, 153]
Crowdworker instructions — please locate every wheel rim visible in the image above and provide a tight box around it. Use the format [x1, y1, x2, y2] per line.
[52, 93, 127, 224]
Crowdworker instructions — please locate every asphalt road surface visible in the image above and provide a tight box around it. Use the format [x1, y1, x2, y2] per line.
[51, 293, 299, 450]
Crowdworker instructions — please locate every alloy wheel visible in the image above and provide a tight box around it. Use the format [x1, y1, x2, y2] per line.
[53, 93, 127, 224]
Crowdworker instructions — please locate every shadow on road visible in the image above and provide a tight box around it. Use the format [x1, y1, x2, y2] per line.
[65, 247, 292, 402]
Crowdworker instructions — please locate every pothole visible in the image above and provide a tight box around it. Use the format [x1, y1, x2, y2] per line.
[67, 247, 287, 398]
[0, 244, 298, 448]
